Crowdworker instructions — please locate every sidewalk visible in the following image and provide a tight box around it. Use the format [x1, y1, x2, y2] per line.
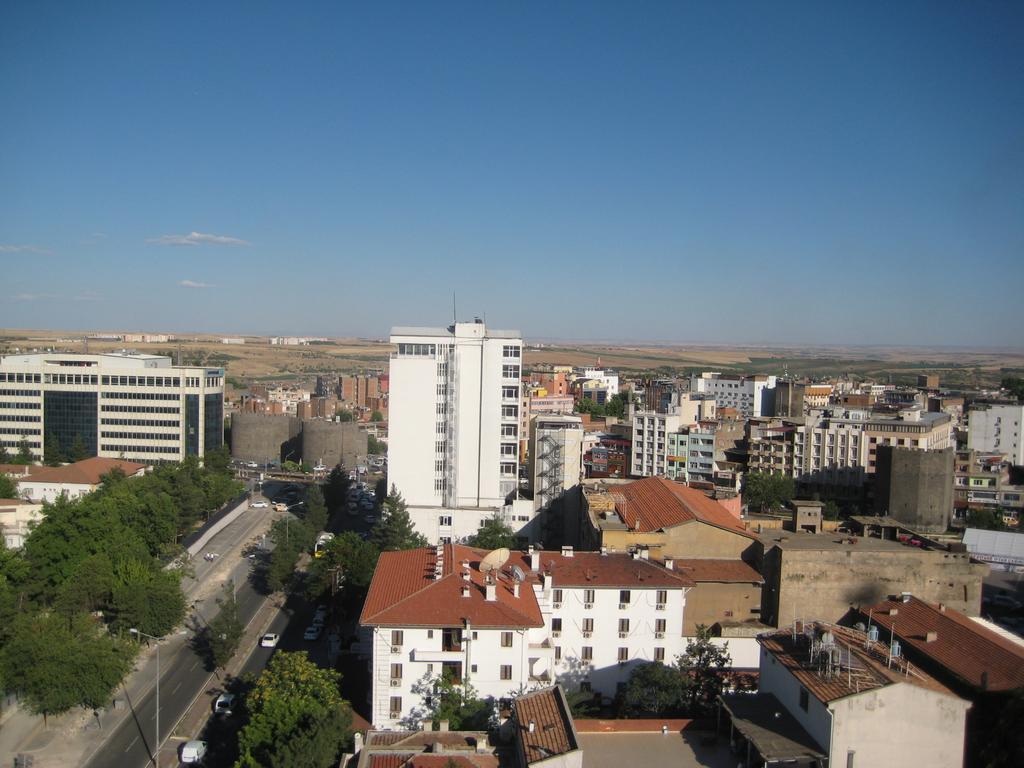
[0, 504, 280, 768]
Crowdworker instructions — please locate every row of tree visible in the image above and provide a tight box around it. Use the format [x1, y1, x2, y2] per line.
[574, 392, 628, 418]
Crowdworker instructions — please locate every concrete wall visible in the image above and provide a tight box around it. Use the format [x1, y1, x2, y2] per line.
[230, 413, 300, 463]
[759, 542, 987, 626]
[874, 446, 954, 533]
[301, 419, 366, 469]
[589, 521, 755, 561]
[683, 581, 763, 635]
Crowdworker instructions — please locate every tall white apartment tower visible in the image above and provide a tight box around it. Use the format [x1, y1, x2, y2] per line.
[388, 321, 523, 542]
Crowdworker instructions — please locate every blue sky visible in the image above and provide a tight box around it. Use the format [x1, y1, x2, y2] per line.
[1, 1, 1021, 346]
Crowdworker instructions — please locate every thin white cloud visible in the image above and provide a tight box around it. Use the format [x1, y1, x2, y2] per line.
[148, 231, 249, 247]
[179, 280, 215, 289]
[12, 292, 60, 301]
[74, 292, 104, 302]
[0, 244, 50, 254]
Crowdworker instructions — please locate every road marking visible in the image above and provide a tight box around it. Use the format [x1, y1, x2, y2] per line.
[125, 735, 138, 752]
[190, 661, 198, 671]
[173, 681, 182, 694]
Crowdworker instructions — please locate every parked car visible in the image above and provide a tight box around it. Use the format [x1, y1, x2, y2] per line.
[250, 501, 269, 509]
[260, 633, 279, 648]
[990, 594, 1023, 611]
[213, 693, 235, 716]
[303, 625, 323, 641]
[181, 740, 208, 764]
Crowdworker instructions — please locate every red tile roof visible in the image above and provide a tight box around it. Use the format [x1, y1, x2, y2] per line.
[360, 544, 545, 628]
[367, 755, 497, 768]
[861, 596, 1024, 692]
[0, 464, 33, 478]
[20, 457, 147, 486]
[513, 686, 578, 765]
[759, 622, 959, 705]
[672, 559, 763, 584]
[508, 550, 694, 590]
[613, 477, 753, 537]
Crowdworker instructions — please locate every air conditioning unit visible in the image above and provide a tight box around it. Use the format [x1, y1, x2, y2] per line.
[390, 711, 402, 719]
[582, 632, 592, 638]
[618, 632, 628, 639]
[618, 603, 629, 610]
[391, 646, 402, 654]
[552, 631, 561, 638]
[656, 604, 666, 611]
[618, 660, 628, 666]
[390, 679, 401, 687]
[584, 603, 593, 610]
[655, 632, 664, 639]
[553, 602, 562, 609]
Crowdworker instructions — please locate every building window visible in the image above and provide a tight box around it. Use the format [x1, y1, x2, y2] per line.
[502, 365, 520, 379]
[552, 589, 563, 604]
[655, 619, 666, 634]
[501, 631, 513, 648]
[390, 663, 403, 679]
[619, 590, 631, 605]
[618, 618, 629, 634]
[502, 345, 520, 358]
[654, 647, 665, 662]
[656, 590, 668, 606]
[582, 618, 594, 633]
[799, 687, 809, 711]
[583, 589, 595, 604]
[391, 630, 404, 647]
[439, 515, 452, 526]
[581, 646, 593, 661]
[552, 618, 562, 633]
[389, 696, 402, 717]
[617, 647, 629, 662]
[554, 646, 561, 661]
[500, 665, 512, 680]
[502, 386, 518, 399]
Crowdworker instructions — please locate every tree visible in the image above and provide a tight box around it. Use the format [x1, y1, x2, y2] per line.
[967, 507, 1005, 531]
[335, 409, 355, 422]
[304, 484, 328, 532]
[676, 626, 731, 715]
[235, 651, 353, 768]
[742, 472, 795, 513]
[367, 435, 386, 455]
[371, 487, 427, 551]
[0, 473, 18, 500]
[70, 435, 91, 462]
[1001, 376, 1024, 403]
[411, 668, 490, 731]
[44, 433, 64, 466]
[203, 444, 232, 474]
[467, 515, 518, 550]
[0, 443, 9, 463]
[323, 466, 351, 513]
[620, 661, 688, 715]
[370, 410, 384, 422]
[13, 437, 34, 465]
[605, 393, 627, 419]
[822, 500, 840, 521]
[207, 582, 243, 669]
[305, 532, 379, 600]
[109, 563, 185, 637]
[55, 552, 114, 618]
[1, 612, 133, 724]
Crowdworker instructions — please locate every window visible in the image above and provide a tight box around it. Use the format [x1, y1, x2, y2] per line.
[439, 515, 452, 526]
[617, 647, 629, 662]
[471, 664, 478, 673]
[501, 443, 517, 456]
[552, 589, 563, 604]
[799, 687, 809, 711]
[502, 345, 520, 358]
[581, 646, 593, 661]
[582, 618, 594, 633]
[655, 619, 666, 633]
[390, 663, 403, 679]
[619, 590, 631, 605]
[389, 696, 402, 717]
[554, 646, 561, 661]
[583, 589, 595, 604]
[500, 462, 516, 476]
[500, 664, 512, 680]
[618, 618, 629, 634]
[502, 386, 518, 399]
[427, 630, 434, 639]
[551, 618, 562, 633]
[391, 630, 404, 647]
[501, 424, 517, 437]
[656, 590, 668, 606]
[501, 631, 513, 648]
[502, 364, 520, 379]
[502, 404, 518, 418]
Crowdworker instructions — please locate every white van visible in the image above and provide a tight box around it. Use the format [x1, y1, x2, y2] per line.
[181, 740, 207, 763]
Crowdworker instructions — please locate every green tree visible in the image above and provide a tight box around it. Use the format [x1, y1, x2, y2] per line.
[605, 393, 627, 419]
[1, 612, 133, 724]
[69, 435, 91, 462]
[323, 466, 351, 513]
[203, 444, 232, 474]
[371, 487, 427, 551]
[467, 515, 518, 550]
[367, 435, 386, 455]
[967, 507, 1005, 531]
[207, 582, 244, 669]
[335, 409, 355, 422]
[55, 552, 114, 619]
[822, 500, 840, 521]
[620, 661, 688, 715]
[742, 471, 795, 513]
[43, 433, 64, 466]
[109, 565, 185, 637]
[304, 484, 328, 532]
[235, 651, 353, 768]
[676, 626, 731, 715]
[306, 532, 379, 600]
[0, 443, 10, 463]
[13, 437, 34, 465]
[1001, 376, 1024, 403]
[414, 668, 490, 730]
[0, 473, 18, 500]
[370, 410, 384, 422]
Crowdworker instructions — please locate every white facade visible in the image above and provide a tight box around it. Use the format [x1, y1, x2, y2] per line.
[968, 403, 1024, 465]
[630, 410, 683, 477]
[689, 372, 776, 418]
[574, 368, 619, 396]
[0, 352, 225, 463]
[388, 322, 522, 541]
[0, 499, 43, 549]
[529, 414, 584, 511]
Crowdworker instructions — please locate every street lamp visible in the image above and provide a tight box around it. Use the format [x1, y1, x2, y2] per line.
[129, 628, 161, 768]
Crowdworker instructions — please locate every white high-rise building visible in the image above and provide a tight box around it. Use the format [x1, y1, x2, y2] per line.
[967, 403, 1024, 465]
[388, 321, 523, 541]
[689, 371, 777, 418]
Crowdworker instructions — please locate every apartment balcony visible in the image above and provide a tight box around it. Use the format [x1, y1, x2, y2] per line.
[529, 639, 555, 658]
[412, 647, 464, 663]
[528, 670, 552, 683]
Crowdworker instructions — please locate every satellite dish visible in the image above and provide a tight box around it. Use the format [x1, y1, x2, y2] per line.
[511, 565, 526, 582]
[480, 548, 511, 574]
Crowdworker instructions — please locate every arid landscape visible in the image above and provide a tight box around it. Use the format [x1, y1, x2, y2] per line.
[3, 328, 1021, 389]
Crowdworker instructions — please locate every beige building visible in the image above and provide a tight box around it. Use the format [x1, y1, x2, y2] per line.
[15, 457, 148, 504]
[673, 559, 764, 635]
[0, 497, 44, 548]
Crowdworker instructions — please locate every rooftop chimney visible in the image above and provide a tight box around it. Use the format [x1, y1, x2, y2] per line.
[528, 720, 536, 733]
[530, 546, 540, 572]
[513, 582, 520, 598]
[421, 718, 432, 731]
[888, 608, 898, 616]
[938, 603, 946, 612]
[485, 577, 496, 602]
[925, 631, 938, 643]
[639, 547, 649, 560]
[901, 591, 912, 603]
[462, 586, 471, 598]
[600, 545, 608, 556]
[561, 545, 574, 558]
[664, 558, 674, 571]
[439, 719, 449, 732]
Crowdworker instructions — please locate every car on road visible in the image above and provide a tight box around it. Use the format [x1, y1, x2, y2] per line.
[181, 740, 208, 763]
[260, 633, 279, 648]
[312, 613, 326, 628]
[314, 604, 327, 619]
[246, 461, 259, 468]
[250, 501, 269, 509]
[303, 625, 323, 641]
[213, 693, 235, 716]
[989, 594, 1023, 611]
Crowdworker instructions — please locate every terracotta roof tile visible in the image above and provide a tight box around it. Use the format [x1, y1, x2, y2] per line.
[513, 686, 578, 765]
[368, 756, 497, 768]
[614, 477, 753, 537]
[861, 596, 1024, 692]
[672, 559, 763, 583]
[509, 550, 694, 590]
[759, 622, 960, 704]
[21, 457, 147, 486]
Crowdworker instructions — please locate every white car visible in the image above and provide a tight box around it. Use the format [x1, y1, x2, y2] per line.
[247, 461, 258, 468]
[303, 625, 323, 641]
[181, 740, 207, 763]
[260, 633, 279, 648]
[250, 501, 269, 509]
[213, 693, 235, 716]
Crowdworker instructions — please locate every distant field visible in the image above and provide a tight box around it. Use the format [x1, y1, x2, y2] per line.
[2, 329, 1020, 389]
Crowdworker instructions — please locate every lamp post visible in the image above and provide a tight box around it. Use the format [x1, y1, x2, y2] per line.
[129, 628, 161, 768]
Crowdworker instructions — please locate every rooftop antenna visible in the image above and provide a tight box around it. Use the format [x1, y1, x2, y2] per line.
[453, 290, 457, 328]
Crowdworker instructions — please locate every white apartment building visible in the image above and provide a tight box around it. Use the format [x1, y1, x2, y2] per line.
[528, 414, 584, 511]
[967, 403, 1024, 466]
[388, 321, 523, 541]
[0, 352, 225, 463]
[358, 543, 693, 729]
[630, 410, 684, 477]
[689, 372, 776, 418]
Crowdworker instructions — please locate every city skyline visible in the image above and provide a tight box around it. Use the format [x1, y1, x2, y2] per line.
[2, 2, 1022, 346]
